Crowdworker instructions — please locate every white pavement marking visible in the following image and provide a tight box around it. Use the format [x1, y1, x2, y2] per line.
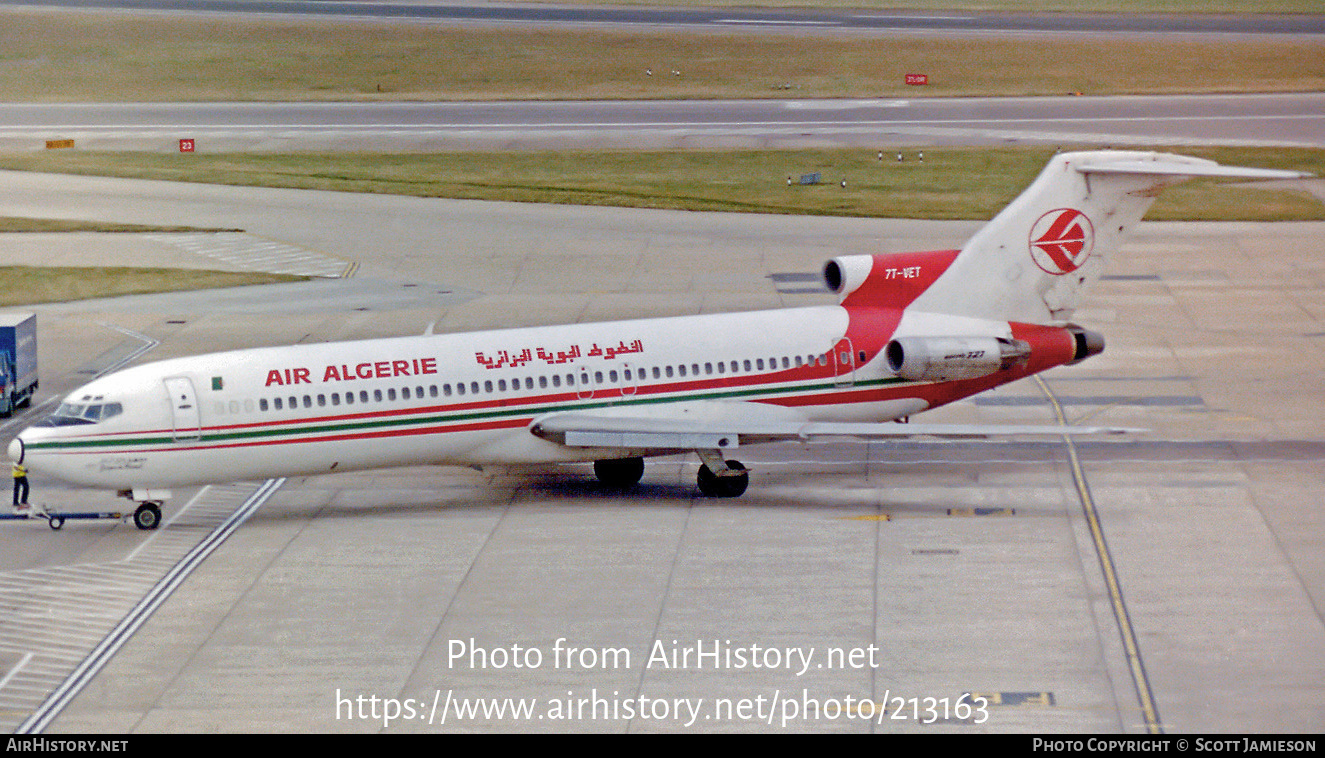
[143, 232, 352, 278]
[0, 480, 283, 733]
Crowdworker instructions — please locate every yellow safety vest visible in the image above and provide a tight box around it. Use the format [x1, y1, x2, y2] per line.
[12, 464, 25, 478]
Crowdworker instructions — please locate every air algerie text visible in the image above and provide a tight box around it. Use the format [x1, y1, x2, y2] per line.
[265, 357, 438, 387]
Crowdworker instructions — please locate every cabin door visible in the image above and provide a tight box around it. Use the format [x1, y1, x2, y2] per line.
[832, 337, 857, 387]
[164, 376, 201, 441]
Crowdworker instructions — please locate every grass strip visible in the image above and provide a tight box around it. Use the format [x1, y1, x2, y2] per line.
[1, 10, 1322, 101]
[0, 265, 307, 307]
[0, 146, 1319, 221]
[0, 217, 239, 233]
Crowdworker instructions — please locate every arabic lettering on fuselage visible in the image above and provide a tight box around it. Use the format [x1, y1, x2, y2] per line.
[475, 340, 644, 370]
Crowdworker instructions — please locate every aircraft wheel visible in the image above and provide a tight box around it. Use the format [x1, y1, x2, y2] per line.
[594, 457, 645, 489]
[696, 460, 748, 498]
[133, 503, 162, 531]
[48, 516, 64, 531]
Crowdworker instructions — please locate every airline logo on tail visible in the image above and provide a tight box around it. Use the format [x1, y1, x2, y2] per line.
[1029, 208, 1094, 275]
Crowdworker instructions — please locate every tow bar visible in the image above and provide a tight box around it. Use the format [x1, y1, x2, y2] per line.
[2, 509, 128, 530]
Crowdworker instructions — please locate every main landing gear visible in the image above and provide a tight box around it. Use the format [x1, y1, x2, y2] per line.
[591, 453, 750, 498]
[593, 457, 645, 489]
[695, 450, 749, 498]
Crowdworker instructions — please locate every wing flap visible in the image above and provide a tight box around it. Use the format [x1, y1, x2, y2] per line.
[564, 429, 739, 450]
[532, 410, 1139, 451]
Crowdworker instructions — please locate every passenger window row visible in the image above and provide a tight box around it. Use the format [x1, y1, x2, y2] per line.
[213, 352, 839, 417]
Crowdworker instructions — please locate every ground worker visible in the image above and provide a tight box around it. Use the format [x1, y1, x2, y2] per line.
[12, 460, 28, 511]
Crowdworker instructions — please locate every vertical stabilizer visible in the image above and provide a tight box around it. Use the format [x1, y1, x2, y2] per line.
[908, 151, 1307, 324]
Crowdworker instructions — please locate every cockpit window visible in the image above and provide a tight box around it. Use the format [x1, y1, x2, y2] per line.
[37, 401, 123, 427]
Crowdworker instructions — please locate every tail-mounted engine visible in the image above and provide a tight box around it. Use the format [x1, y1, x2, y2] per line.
[823, 250, 961, 307]
[885, 324, 1105, 382]
[885, 336, 1031, 382]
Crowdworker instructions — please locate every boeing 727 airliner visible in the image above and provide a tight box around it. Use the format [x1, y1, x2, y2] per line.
[7, 151, 1309, 529]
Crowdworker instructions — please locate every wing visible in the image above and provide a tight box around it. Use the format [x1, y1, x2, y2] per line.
[528, 400, 1138, 452]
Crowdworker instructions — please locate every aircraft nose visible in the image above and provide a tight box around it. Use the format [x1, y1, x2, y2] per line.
[7, 436, 23, 464]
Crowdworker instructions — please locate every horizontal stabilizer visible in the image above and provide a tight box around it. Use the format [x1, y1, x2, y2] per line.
[1075, 159, 1311, 181]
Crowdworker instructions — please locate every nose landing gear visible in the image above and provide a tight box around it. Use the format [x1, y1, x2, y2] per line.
[133, 502, 162, 530]
[117, 490, 168, 530]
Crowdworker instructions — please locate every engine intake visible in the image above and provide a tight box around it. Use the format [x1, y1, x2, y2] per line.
[822, 250, 961, 306]
[823, 256, 873, 297]
[886, 336, 1032, 382]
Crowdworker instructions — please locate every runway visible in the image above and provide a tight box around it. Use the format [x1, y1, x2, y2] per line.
[0, 171, 1321, 732]
[4, 93, 1324, 152]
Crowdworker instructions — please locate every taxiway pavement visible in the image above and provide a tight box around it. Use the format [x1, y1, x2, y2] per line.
[3, 94, 1323, 152]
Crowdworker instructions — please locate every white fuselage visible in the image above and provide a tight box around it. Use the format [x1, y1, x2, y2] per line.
[15, 303, 1010, 491]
